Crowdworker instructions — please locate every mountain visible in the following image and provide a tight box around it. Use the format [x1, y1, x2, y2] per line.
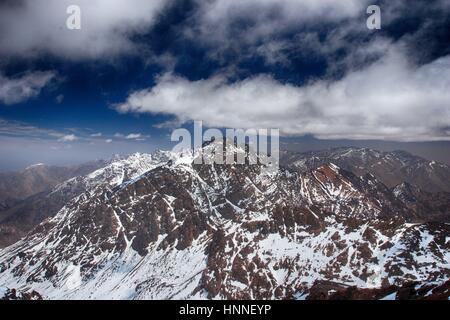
[282, 147, 450, 224]
[392, 182, 450, 223]
[0, 161, 108, 212]
[0, 155, 157, 248]
[0, 142, 448, 300]
[282, 147, 450, 192]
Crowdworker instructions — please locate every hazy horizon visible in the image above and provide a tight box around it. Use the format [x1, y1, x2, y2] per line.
[1, 136, 449, 172]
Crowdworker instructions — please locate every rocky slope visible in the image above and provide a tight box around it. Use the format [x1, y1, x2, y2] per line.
[0, 143, 448, 300]
[0, 154, 160, 248]
[393, 182, 450, 223]
[282, 147, 450, 192]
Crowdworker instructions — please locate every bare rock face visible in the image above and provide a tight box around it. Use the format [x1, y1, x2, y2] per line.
[0, 144, 448, 300]
[0, 287, 43, 300]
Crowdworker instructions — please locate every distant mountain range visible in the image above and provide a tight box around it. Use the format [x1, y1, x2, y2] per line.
[0, 144, 449, 300]
[281, 147, 450, 192]
[0, 160, 108, 247]
[0, 161, 108, 211]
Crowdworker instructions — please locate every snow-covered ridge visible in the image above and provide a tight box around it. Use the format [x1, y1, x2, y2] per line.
[50, 153, 164, 196]
[24, 163, 45, 171]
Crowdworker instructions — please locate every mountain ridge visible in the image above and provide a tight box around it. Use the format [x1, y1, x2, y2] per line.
[282, 147, 450, 192]
[0, 144, 448, 300]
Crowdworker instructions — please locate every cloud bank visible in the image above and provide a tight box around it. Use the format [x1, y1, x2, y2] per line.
[116, 46, 450, 142]
[190, 0, 369, 42]
[0, 0, 168, 60]
[1, 0, 449, 144]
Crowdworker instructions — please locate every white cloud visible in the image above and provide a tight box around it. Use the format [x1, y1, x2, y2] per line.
[58, 134, 78, 142]
[116, 46, 450, 142]
[0, 71, 56, 105]
[113, 133, 147, 141]
[91, 133, 102, 137]
[125, 133, 142, 140]
[186, 0, 370, 54]
[0, 0, 168, 60]
[105, 139, 113, 144]
[184, 0, 450, 71]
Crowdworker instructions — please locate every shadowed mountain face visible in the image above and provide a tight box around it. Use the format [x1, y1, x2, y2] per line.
[0, 144, 449, 300]
[392, 182, 450, 223]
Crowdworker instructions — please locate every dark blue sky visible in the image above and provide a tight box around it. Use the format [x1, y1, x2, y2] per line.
[0, 0, 449, 170]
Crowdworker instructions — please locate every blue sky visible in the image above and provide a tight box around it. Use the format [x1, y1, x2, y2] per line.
[0, 0, 449, 170]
